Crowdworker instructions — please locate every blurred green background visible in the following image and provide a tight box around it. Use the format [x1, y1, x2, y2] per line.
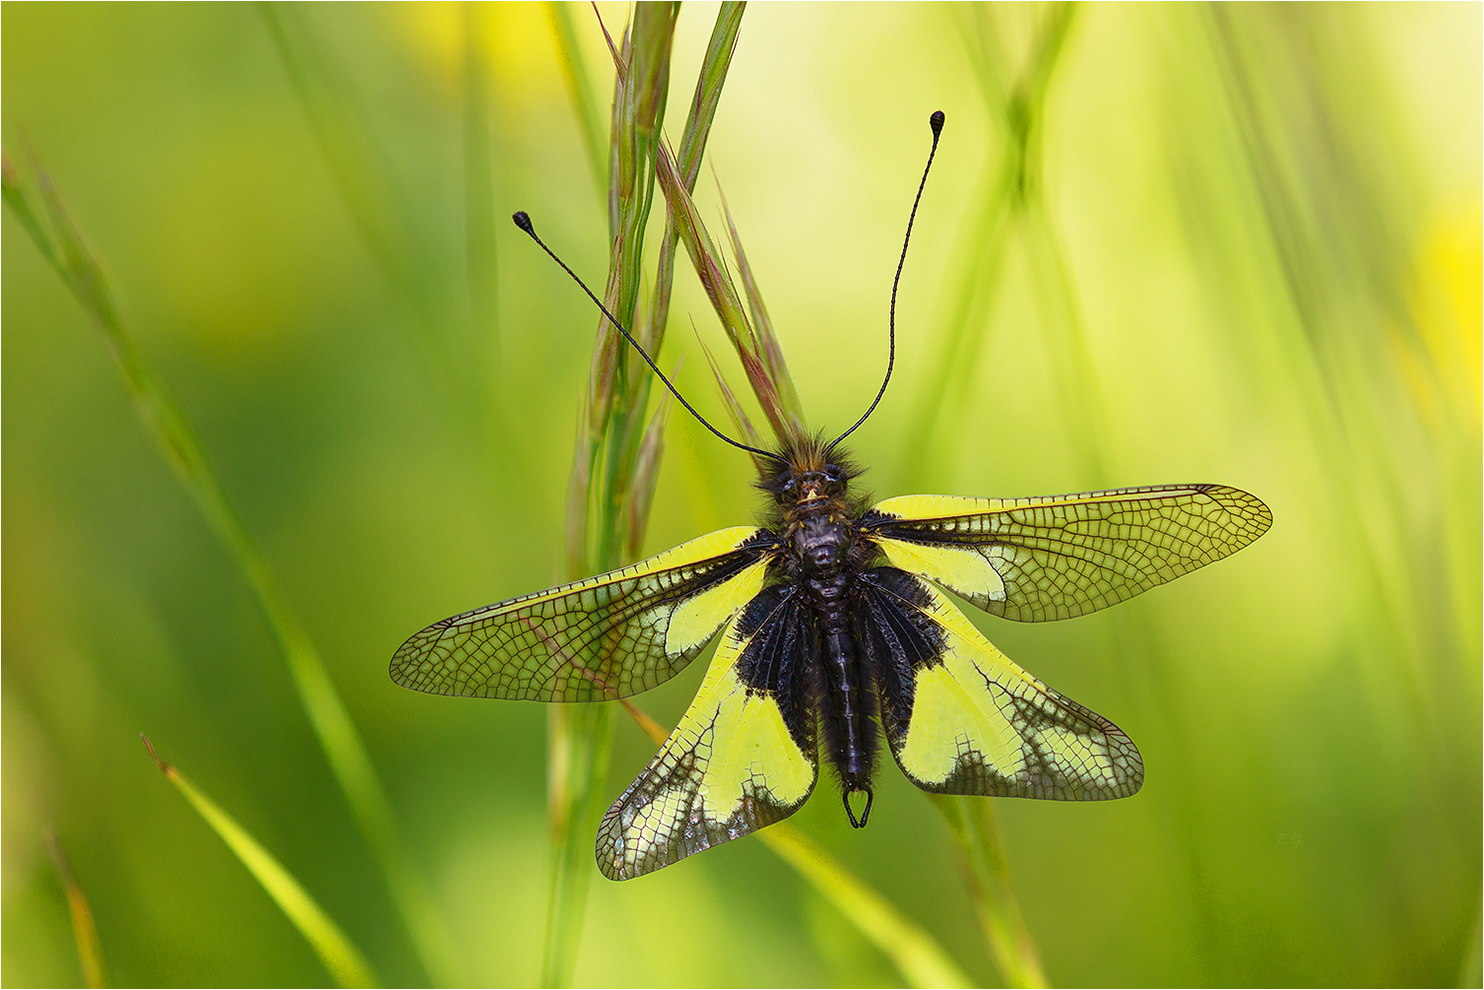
[4, 2, 1479, 986]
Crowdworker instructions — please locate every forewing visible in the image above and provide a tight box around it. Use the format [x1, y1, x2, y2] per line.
[390, 527, 776, 702]
[596, 585, 818, 880]
[865, 485, 1270, 621]
[857, 568, 1142, 800]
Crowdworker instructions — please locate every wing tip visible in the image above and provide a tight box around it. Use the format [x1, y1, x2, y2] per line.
[1102, 719, 1145, 799]
[1206, 484, 1275, 549]
[388, 641, 423, 691]
[593, 803, 682, 882]
[389, 624, 450, 693]
[593, 837, 639, 882]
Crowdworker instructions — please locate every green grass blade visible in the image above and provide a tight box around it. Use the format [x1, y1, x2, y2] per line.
[1, 157, 64, 275]
[1459, 900, 1483, 989]
[463, 1, 500, 368]
[895, 164, 1012, 487]
[699, 334, 769, 470]
[44, 830, 106, 988]
[1020, 196, 1108, 485]
[758, 824, 973, 989]
[546, 1, 608, 194]
[653, 141, 755, 360]
[676, 1, 744, 181]
[3, 154, 458, 987]
[255, 2, 409, 298]
[893, 7, 1085, 980]
[928, 796, 1048, 988]
[142, 737, 377, 988]
[902, 2, 1081, 486]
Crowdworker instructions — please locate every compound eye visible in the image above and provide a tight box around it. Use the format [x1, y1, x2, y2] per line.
[782, 478, 798, 494]
[825, 464, 844, 483]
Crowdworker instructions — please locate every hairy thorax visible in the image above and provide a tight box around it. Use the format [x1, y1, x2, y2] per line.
[762, 437, 879, 604]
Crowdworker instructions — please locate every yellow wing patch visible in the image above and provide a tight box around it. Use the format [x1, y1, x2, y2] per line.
[391, 527, 773, 701]
[878, 574, 1141, 800]
[875, 537, 1009, 603]
[596, 592, 817, 880]
[867, 485, 1271, 621]
[665, 560, 766, 656]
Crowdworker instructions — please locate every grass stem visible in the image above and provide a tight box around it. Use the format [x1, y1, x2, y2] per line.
[541, 7, 680, 985]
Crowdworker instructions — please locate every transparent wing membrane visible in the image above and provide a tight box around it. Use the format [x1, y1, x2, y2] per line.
[390, 528, 775, 702]
[867, 484, 1271, 621]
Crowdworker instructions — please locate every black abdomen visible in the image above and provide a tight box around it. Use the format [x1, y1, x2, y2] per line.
[810, 577, 879, 827]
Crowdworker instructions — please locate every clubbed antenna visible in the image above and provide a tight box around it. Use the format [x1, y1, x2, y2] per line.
[827, 110, 945, 454]
[513, 210, 787, 466]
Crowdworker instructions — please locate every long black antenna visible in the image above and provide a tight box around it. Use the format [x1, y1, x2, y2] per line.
[513, 211, 787, 466]
[827, 110, 945, 455]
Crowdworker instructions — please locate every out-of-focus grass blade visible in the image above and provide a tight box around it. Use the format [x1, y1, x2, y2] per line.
[1, 153, 457, 987]
[463, 1, 500, 366]
[44, 830, 106, 988]
[256, 2, 409, 299]
[890, 8, 1082, 983]
[1, 158, 61, 271]
[257, 0, 498, 450]
[1196, 10, 1476, 965]
[928, 796, 1048, 988]
[895, 163, 1011, 487]
[903, 2, 1084, 486]
[546, 1, 608, 193]
[1460, 903, 1483, 989]
[758, 825, 973, 989]
[540, 701, 613, 989]
[1020, 196, 1107, 485]
[1204, 3, 1460, 746]
[141, 737, 377, 989]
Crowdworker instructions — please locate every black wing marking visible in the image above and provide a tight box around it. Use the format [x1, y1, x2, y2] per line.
[857, 567, 1142, 800]
[596, 585, 819, 880]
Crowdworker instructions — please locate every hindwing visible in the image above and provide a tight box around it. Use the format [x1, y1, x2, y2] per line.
[596, 585, 818, 880]
[856, 568, 1142, 800]
[391, 527, 776, 702]
[864, 485, 1270, 621]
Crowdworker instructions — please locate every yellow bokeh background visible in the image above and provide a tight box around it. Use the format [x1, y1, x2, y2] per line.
[4, 3, 1479, 986]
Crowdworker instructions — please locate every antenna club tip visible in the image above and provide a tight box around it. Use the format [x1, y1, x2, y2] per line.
[929, 110, 945, 134]
[512, 210, 534, 234]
